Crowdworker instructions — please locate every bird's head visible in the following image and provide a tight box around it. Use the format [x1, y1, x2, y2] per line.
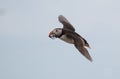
[49, 28, 62, 39]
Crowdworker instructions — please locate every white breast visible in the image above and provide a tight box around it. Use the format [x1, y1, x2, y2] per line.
[60, 35, 74, 44]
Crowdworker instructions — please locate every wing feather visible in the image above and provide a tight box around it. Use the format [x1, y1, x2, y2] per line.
[58, 15, 75, 31]
[66, 33, 92, 61]
[74, 38, 92, 61]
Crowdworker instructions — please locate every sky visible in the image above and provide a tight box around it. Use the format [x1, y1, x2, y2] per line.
[0, 0, 120, 79]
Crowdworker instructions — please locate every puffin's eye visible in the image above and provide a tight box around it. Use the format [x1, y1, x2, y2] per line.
[56, 30, 58, 32]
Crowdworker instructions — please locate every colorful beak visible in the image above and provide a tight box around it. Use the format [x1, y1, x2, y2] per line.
[49, 31, 53, 38]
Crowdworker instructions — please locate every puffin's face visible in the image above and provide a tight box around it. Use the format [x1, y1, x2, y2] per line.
[49, 28, 62, 39]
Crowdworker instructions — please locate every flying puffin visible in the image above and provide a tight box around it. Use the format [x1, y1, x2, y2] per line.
[49, 15, 92, 61]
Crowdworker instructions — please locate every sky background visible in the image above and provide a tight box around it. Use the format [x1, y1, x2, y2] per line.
[0, 0, 120, 79]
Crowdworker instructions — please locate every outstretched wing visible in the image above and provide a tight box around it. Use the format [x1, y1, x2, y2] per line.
[66, 33, 92, 61]
[58, 15, 75, 31]
[74, 37, 92, 61]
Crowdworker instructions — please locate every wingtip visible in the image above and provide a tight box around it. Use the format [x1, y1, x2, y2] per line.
[58, 15, 65, 20]
[58, 15, 64, 19]
[86, 54, 93, 62]
[59, 15, 64, 17]
[89, 58, 93, 62]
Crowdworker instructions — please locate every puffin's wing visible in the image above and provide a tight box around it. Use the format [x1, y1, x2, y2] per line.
[58, 15, 75, 31]
[66, 34, 92, 61]
[74, 37, 92, 61]
[75, 33, 91, 48]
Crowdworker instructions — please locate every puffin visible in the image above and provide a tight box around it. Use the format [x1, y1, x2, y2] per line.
[49, 15, 92, 61]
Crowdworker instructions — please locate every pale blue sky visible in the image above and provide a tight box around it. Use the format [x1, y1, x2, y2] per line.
[0, 0, 120, 79]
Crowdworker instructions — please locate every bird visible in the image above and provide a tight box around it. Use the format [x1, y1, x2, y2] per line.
[49, 15, 92, 61]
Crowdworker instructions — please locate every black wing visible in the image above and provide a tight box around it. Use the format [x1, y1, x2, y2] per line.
[73, 36, 92, 61]
[66, 34, 92, 61]
[58, 15, 75, 31]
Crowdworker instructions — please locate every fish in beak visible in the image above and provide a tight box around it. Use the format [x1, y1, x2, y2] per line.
[49, 31, 56, 39]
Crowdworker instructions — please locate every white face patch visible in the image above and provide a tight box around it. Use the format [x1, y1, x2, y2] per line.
[52, 28, 62, 37]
